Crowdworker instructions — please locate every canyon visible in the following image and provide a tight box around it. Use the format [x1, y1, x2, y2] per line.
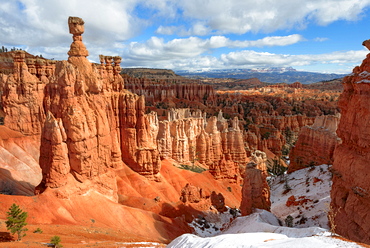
[1, 16, 367, 247]
[0, 17, 258, 245]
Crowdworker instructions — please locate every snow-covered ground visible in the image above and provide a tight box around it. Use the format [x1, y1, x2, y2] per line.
[189, 207, 240, 237]
[168, 210, 363, 248]
[167, 164, 365, 248]
[270, 164, 332, 228]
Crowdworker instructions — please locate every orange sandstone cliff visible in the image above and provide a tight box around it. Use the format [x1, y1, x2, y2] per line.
[331, 43, 370, 244]
[288, 114, 341, 173]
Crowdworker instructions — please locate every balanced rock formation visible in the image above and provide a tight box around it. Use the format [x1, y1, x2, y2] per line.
[240, 161, 271, 215]
[67, 16, 89, 58]
[331, 45, 370, 244]
[288, 114, 341, 173]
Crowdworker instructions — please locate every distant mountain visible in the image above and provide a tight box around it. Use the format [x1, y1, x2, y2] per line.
[176, 68, 346, 84]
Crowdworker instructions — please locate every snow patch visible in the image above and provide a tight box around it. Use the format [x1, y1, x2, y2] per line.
[270, 164, 332, 229]
[356, 79, 370, 83]
[189, 207, 240, 237]
[168, 210, 362, 248]
[359, 71, 370, 77]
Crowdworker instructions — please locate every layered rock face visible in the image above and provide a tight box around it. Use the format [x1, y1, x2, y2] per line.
[0, 126, 42, 195]
[288, 114, 341, 173]
[331, 50, 370, 244]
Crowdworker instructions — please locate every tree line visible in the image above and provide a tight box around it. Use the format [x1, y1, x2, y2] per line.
[0, 46, 23, 53]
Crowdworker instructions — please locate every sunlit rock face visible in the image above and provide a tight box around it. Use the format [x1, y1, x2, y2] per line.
[331, 45, 370, 244]
[156, 109, 247, 182]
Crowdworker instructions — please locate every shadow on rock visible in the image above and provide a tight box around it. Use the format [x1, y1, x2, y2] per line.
[0, 168, 35, 196]
[0, 232, 15, 242]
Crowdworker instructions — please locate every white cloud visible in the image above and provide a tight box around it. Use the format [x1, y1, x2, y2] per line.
[232, 35, 305, 47]
[220, 49, 369, 68]
[1, 0, 369, 72]
[121, 45, 369, 72]
[0, 0, 142, 51]
[123, 34, 304, 62]
[314, 37, 329, 42]
[178, 23, 212, 36]
[178, 0, 370, 34]
[156, 25, 178, 35]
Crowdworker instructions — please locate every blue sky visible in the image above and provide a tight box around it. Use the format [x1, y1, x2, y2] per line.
[1, 0, 370, 73]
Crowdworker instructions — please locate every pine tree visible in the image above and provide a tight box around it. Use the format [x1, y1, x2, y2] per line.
[50, 235, 63, 247]
[5, 204, 28, 241]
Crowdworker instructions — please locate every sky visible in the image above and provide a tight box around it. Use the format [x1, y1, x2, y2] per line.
[1, 0, 370, 74]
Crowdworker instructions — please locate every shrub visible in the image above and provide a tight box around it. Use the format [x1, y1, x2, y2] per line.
[285, 215, 294, 227]
[50, 235, 63, 248]
[5, 204, 28, 241]
[282, 180, 292, 194]
[179, 164, 206, 173]
[267, 158, 287, 177]
[33, 227, 43, 234]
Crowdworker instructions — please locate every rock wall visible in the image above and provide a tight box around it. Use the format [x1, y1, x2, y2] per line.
[288, 114, 341, 173]
[331, 50, 370, 244]
[246, 115, 315, 156]
[124, 75, 216, 106]
[1, 50, 49, 135]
